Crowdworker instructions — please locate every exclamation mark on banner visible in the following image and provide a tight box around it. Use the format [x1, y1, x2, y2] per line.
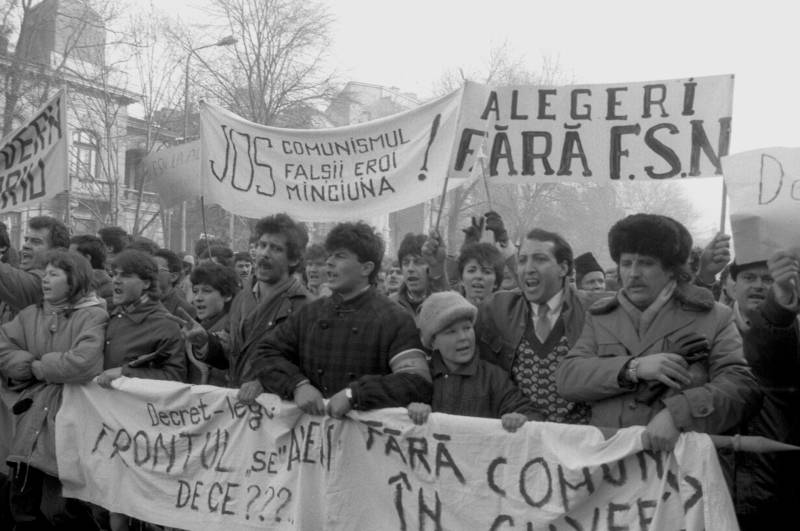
[418, 113, 442, 181]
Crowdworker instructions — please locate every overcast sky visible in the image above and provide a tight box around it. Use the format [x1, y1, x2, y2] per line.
[168, 0, 798, 240]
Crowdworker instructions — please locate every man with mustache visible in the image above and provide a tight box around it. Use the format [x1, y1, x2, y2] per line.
[183, 214, 313, 400]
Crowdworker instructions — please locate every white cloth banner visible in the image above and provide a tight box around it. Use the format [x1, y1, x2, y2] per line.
[142, 141, 202, 208]
[57, 379, 737, 530]
[722, 147, 800, 264]
[0, 90, 69, 212]
[450, 75, 733, 183]
[199, 89, 467, 221]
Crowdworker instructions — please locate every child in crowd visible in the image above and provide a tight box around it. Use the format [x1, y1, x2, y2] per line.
[407, 291, 543, 431]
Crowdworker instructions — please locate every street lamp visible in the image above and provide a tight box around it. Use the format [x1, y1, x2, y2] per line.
[179, 35, 236, 251]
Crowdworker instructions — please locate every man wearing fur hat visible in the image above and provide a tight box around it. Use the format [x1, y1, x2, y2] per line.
[574, 252, 606, 292]
[475, 228, 611, 424]
[556, 214, 759, 451]
[408, 291, 543, 430]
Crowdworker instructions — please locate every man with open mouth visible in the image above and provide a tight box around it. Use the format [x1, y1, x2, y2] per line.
[390, 232, 447, 315]
[474, 227, 612, 425]
[244, 221, 431, 418]
[183, 213, 314, 403]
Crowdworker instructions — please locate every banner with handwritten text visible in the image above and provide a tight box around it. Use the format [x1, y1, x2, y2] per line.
[451, 75, 733, 183]
[200, 89, 466, 221]
[0, 90, 68, 212]
[56, 379, 736, 530]
[723, 147, 800, 264]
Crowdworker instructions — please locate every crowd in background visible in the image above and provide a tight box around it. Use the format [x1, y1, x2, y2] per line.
[0, 209, 797, 531]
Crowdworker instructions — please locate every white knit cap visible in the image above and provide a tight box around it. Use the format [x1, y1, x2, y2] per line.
[417, 291, 477, 349]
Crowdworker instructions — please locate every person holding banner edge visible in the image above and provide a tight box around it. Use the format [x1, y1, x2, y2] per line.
[245, 221, 432, 417]
[179, 213, 314, 399]
[555, 214, 760, 451]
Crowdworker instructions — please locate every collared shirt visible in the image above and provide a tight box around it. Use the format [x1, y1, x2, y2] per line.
[530, 289, 565, 331]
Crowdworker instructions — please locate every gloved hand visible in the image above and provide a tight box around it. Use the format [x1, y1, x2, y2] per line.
[462, 216, 484, 245]
[666, 332, 710, 363]
[484, 211, 508, 244]
[637, 332, 710, 405]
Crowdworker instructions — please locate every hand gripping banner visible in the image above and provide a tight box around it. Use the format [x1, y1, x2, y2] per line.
[57, 379, 737, 530]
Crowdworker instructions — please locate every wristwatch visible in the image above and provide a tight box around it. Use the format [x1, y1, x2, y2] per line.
[626, 358, 640, 384]
[344, 387, 353, 402]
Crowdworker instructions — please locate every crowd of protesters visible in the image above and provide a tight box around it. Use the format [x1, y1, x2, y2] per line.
[0, 208, 797, 530]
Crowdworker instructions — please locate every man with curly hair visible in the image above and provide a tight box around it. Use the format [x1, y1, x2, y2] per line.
[183, 214, 314, 399]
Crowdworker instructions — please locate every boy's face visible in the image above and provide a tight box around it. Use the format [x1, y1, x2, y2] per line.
[432, 318, 475, 372]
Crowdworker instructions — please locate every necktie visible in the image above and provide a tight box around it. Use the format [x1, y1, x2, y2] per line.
[536, 303, 551, 342]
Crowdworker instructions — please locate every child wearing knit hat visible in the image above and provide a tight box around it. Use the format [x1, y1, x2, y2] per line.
[409, 291, 544, 431]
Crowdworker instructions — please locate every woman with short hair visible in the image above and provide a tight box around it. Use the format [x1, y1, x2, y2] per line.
[185, 262, 240, 386]
[0, 250, 107, 528]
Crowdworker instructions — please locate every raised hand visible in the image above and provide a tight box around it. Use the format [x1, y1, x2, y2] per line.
[484, 211, 509, 244]
[698, 232, 731, 284]
[174, 307, 209, 348]
[768, 249, 800, 306]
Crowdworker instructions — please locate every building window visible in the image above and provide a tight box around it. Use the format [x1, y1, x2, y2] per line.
[70, 129, 109, 197]
[71, 129, 100, 181]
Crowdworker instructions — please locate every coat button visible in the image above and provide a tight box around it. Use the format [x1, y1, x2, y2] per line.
[351, 327, 358, 333]
[628, 402, 637, 410]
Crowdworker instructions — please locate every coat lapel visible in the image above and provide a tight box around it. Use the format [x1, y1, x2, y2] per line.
[635, 302, 695, 356]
